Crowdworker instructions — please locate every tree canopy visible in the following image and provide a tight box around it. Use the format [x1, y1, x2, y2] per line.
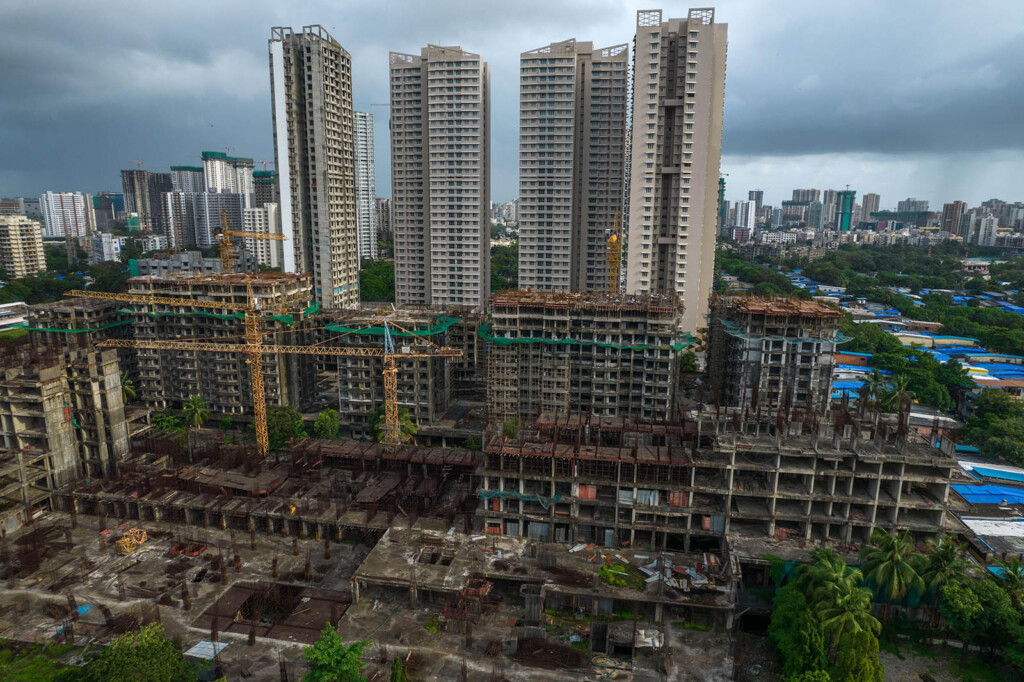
[302, 625, 368, 682]
[78, 623, 196, 682]
[359, 259, 395, 302]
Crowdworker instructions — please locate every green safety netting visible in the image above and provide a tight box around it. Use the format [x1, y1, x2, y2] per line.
[8, 319, 134, 334]
[324, 316, 462, 337]
[477, 323, 694, 351]
[720, 319, 851, 345]
[478, 489, 562, 510]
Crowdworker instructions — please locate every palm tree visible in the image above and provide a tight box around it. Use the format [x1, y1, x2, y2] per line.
[860, 528, 925, 619]
[994, 558, 1024, 612]
[120, 372, 136, 404]
[858, 369, 887, 416]
[372, 407, 417, 444]
[921, 535, 966, 625]
[798, 548, 863, 601]
[818, 579, 881, 644]
[879, 374, 913, 413]
[182, 395, 209, 456]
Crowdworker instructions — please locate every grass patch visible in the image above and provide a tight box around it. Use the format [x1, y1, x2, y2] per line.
[676, 620, 712, 632]
[599, 563, 645, 590]
[424, 613, 441, 634]
[0, 642, 78, 681]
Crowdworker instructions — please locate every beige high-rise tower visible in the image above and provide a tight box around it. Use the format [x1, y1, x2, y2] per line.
[269, 25, 360, 308]
[518, 40, 629, 292]
[390, 45, 490, 309]
[626, 8, 727, 332]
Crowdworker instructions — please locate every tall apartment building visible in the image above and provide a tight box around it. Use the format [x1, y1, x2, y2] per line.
[375, 198, 393, 242]
[390, 44, 490, 309]
[201, 152, 255, 207]
[269, 26, 360, 308]
[821, 189, 838, 226]
[897, 198, 929, 213]
[941, 201, 967, 235]
[518, 39, 628, 292]
[965, 210, 999, 246]
[861, 193, 880, 221]
[193, 191, 244, 248]
[353, 111, 378, 262]
[171, 166, 205, 193]
[162, 191, 196, 249]
[807, 200, 825, 230]
[121, 169, 172, 234]
[243, 203, 283, 268]
[0, 215, 46, 277]
[253, 170, 278, 208]
[791, 189, 820, 202]
[39, 191, 94, 239]
[625, 9, 728, 332]
[835, 190, 856, 231]
[707, 297, 841, 416]
[748, 190, 764, 213]
[128, 272, 315, 418]
[484, 291, 686, 427]
[733, 199, 756, 229]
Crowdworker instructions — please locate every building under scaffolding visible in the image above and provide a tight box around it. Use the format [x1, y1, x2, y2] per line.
[125, 272, 317, 417]
[707, 297, 843, 416]
[484, 291, 690, 427]
[477, 402, 955, 552]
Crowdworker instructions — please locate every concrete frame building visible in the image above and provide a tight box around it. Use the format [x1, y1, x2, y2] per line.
[253, 170, 278, 208]
[270, 26, 360, 308]
[127, 272, 316, 419]
[39, 191, 94, 239]
[518, 39, 628, 292]
[121, 170, 172, 234]
[390, 44, 490, 309]
[707, 298, 841, 416]
[354, 112, 378, 262]
[625, 9, 728, 332]
[791, 189, 820, 203]
[0, 215, 46, 278]
[162, 191, 197, 249]
[375, 197, 393, 242]
[941, 201, 968, 236]
[861, 193, 880, 221]
[193, 191, 244, 249]
[484, 291, 686, 427]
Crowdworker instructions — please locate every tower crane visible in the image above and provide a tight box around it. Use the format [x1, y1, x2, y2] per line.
[217, 210, 286, 273]
[606, 211, 622, 295]
[64, 286, 461, 455]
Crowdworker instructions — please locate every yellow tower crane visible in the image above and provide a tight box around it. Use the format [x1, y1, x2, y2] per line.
[218, 210, 286, 273]
[64, 286, 461, 455]
[606, 211, 622, 295]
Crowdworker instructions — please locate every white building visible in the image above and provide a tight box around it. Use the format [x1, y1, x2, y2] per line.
[171, 166, 205, 193]
[140, 235, 168, 252]
[201, 152, 255, 208]
[625, 9, 728, 332]
[39, 191, 94, 239]
[733, 200, 756, 229]
[354, 112, 377, 262]
[243, 203, 283, 269]
[967, 210, 999, 247]
[759, 231, 797, 244]
[89, 232, 126, 264]
[390, 44, 490, 308]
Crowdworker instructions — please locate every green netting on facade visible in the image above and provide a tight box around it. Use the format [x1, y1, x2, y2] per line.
[478, 489, 562, 510]
[324, 316, 462, 337]
[114, 301, 322, 325]
[720, 319, 851, 345]
[10, 319, 135, 334]
[476, 323, 694, 351]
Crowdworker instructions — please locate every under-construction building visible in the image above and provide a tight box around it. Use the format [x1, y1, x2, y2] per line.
[126, 273, 317, 418]
[313, 308, 484, 437]
[707, 297, 842, 416]
[484, 292, 688, 427]
[28, 298, 138, 385]
[477, 403, 955, 551]
[0, 340, 131, 533]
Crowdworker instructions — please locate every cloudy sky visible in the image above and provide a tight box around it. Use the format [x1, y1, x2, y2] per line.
[2, 0, 1022, 208]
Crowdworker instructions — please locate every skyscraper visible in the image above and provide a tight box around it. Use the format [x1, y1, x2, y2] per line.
[835, 190, 856, 231]
[201, 152, 255, 208]
[353, 111, 377, 262]
[821, 189, 838, 227]
[625, 9, 727, 331]
[39, 192, 94, 238]
[120, 170, 172, 235]
[861, 193, 880, 221]
[162, 191, 196, 249]
[940, 201, 967, 235]
[171, 166, 205, 193]
[792, 189, 820, 203]
[807, 200, 824, 230]
[747, 190, 763, 213]
[897, 198, 929, 213]
[269, 26, 360, 308]
[253, 170, 278, 208]
[733, 200, 756, 229]
[518, 39, 628, 292]
[390, 44, 490, 308]
[375, 198, 393, 243]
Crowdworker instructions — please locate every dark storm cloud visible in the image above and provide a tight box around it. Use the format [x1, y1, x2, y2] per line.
[1, 0, 1022, 204]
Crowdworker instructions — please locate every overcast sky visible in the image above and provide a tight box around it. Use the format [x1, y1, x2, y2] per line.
[2, 0, 1022, 209]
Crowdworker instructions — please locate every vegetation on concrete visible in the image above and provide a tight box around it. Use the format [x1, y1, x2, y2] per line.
[598, 564, 644, 590]
[302, 625, 368, 682]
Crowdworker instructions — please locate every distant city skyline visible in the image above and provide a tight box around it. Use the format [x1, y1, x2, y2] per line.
[2, 1, 1023, 206]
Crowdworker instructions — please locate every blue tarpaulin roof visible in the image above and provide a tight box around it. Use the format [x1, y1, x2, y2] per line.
[972, 467, 1024, 483]
[953, 484, 1024, 505]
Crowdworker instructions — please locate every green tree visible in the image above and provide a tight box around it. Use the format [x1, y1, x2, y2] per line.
[994, 558, 1024, 612]
[860, 528, 924, 615]
[817, 580, 880, 644]
[120, 372, 136, 404]
[182, 395, 209, 457]
[830, 630, 883, 682]
[678, 351, 699, 373]
[152, 413, 184, 431]
[371, 407, 417, 444]
[766, 582, 828, 679]
[219, 417, 233, 431]
[80, 623, 196, 682]
[857, 369, 888, 415]
[358, 259, 395, 302]
[939, 577, 1019, 658]
[490, 244, 518, 292]
[312, 409, 340, 440]
[920, 536, 967, 623]
[878, 374, 914, 413]
[389, 656, 409, 682]
[88, 261, 129, 293]
[303, 625, 368, 682]
[960, 389, 1024, 465]
[266, 405, 308, 451]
